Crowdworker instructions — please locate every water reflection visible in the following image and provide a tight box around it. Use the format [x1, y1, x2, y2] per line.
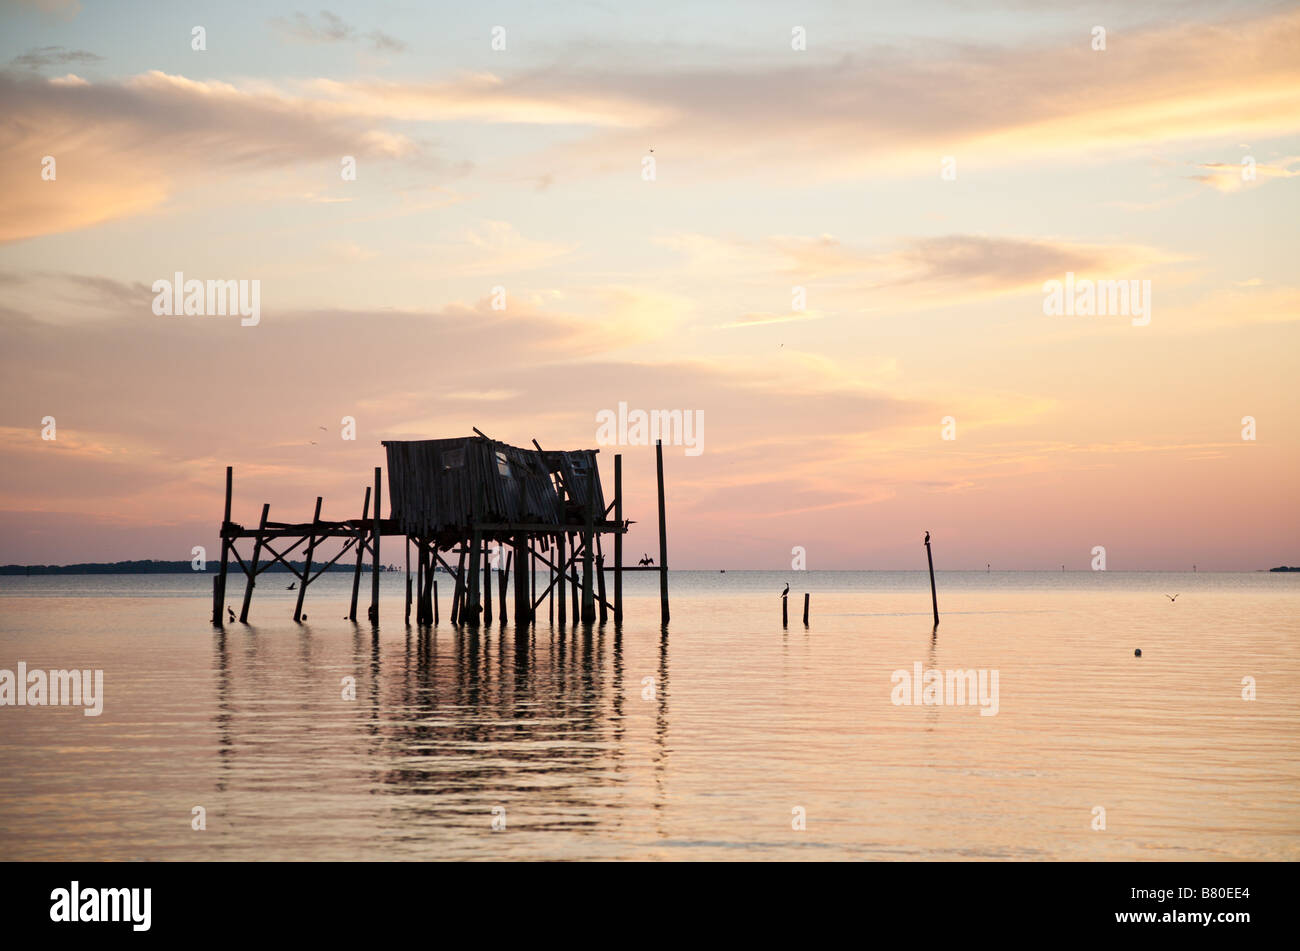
[210, 618, 670, 832]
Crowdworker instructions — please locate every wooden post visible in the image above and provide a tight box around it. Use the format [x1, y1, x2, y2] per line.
[405, 536, 412, 625]
[482, 541, 493, 624]
[782, 593, 788, 628]
[348, 486, 371, 622]
[466, 531, 482, 626]
[415, 539, 425, 624]
[556, 532, 567, 625]
[294, 496, 322, 622]
[451, 543, 466, 623]
[656, 440, 670, 626]
[213, 466, 233, 627]
[499, 549, 510, 624]
[581, 472, 596, 623]
[570, 532, 580, 622]
[239, 503, 270, 623]
[368, 467, 381, 624]
[614, 454, 623, 624]
[925, 533, 939, 628]
[802, 592, 810, 627]
[596, 550, 608, 624]
[513, 536, 530, 623]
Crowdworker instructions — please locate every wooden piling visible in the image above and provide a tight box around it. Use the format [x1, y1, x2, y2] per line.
[570, 532, 580, 622]
[368, 467, 381, 624]
[467, 531, 482, 626]
[482, 541, 493, 624]
[556, 532, 567, 625]
[802, 592, 810, 627]
[656, 440, 670, 626]
[405, 536, 412, 625]
[614, 454, 623, 624]
[213, 466, 233, 627]
[513, 536, 531, 623]
[415, 539, 426, 624]
[782, 594, 788, 628]
[498, 548, 510, 624]
[294, 496, 323, 622]
[581, 476, 596, 622]
[238, 503, 270, 623]
[924, 533, 939, 628]
[348, 486, 371, 622]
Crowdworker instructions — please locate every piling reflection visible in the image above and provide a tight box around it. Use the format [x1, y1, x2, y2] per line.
[211, 616, 670, 831]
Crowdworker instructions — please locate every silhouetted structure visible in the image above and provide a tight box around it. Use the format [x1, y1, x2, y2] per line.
[211, 433, 671, 630]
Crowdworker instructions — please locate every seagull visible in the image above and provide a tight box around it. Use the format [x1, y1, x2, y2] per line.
[1165, 594, 1179, 602]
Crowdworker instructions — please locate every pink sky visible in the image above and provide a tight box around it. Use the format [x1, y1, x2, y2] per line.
[1, 2, 1297, 568]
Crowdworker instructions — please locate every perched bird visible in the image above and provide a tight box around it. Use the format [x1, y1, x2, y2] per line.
[782, 582, 789, 599]
[923, 530, 930, 546]
[227, 605, 236, 621]
[286, 582, 296, 590]
[1165, 594, 1179, 602]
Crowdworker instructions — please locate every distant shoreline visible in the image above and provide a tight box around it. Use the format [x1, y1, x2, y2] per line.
[1, 561, 1296, 575]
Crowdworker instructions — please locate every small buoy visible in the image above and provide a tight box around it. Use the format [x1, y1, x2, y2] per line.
[1134, 648, 1142, 657]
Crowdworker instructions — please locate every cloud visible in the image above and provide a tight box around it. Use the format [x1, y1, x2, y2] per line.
[270, 11, 406, 53]
[0, 70, 419, 242]
[667, 232, 1174, 313]
[1190, 156, 1300, 192]
[9, 46, 102, 70]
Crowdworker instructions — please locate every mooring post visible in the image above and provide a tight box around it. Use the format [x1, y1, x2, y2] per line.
[348, 486, 371, 622]
[656, 440, 670, 626]
[213, 466, 233, 627]
[782, 592, 788, 628]
[368, 467, 381, 625]
[294, 496, 323, 622]
[239, 502, 270, 623]
[803, 592, 810, 627]
[614, 454, 623, 624]
[925, 532, 939, 628]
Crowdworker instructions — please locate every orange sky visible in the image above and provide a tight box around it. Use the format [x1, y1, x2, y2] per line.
[1, 1, 1297, 568]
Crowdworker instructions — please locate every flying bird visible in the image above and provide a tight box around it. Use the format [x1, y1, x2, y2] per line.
[1165, 594, 1179, 602]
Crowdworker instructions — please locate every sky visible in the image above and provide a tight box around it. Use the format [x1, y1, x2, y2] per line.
[1, 0, 1297, 569]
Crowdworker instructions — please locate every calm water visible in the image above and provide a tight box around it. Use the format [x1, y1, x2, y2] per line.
[1, 571, 1297, 861]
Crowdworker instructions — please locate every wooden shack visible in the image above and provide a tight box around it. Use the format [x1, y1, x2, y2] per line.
[210, 432, 670, 630]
